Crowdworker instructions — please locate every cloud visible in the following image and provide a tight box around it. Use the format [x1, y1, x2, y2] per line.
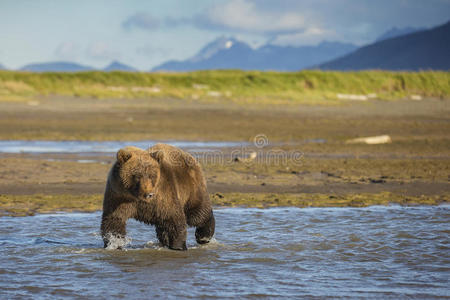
[122, 12, 160, 31]
[163, 16, 192, 28]
[122, 1, 311, 36]
[187, 0, 335, 45]
[121, 0, 450, 46]
[54, 42, 81, 59]
[122, 13, 192, 31]
[86, 42, 120, 60]
[193, 0, 309, 35]
[271, 27, 337, 46]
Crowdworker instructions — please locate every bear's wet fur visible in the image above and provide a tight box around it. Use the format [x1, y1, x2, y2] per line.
[101, 143, 215, 250]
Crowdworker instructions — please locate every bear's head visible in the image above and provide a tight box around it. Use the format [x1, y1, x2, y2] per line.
[115, 146, 160, 202]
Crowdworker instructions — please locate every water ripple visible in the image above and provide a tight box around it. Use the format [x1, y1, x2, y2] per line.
[0, 206, 449, 298]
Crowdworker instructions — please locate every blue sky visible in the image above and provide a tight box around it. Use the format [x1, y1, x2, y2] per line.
[1, 0, 449, 70]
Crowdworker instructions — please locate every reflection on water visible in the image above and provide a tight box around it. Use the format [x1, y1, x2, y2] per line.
[0, 206, 449, 298]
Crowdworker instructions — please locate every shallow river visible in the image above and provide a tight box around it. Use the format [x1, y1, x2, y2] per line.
[1, 206, 449, 299]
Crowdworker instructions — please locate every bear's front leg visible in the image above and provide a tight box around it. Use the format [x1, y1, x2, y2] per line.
[156, 221, 187, 251]
[169, 223, 187, 251]
[101, 201, 136, 249]
[195, 210, 215, 244]
[101, 214, 127, 248]
[155, 224, 169, 247]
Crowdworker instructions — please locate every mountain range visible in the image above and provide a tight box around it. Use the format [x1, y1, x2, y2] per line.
[375, 26, 424, 42]
[103, 61, 137, 71]
[2, 21, 448, 72]
[18, 60, 136, 72]
[318, 21, 450, 71]
[152, 38, 357, 71]
[20, 61, 94, 72]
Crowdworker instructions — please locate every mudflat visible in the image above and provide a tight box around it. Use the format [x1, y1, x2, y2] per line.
[0, 96, 448, 215]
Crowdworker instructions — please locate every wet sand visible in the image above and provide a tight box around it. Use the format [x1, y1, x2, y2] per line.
[1, 96, 449, 145]
[0, 96, 448, 215]
[0, 149, 448, 216]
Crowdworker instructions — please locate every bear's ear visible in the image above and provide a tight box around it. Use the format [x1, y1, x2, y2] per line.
[149, 150, 164, 163]
[117, 148, 133, 164]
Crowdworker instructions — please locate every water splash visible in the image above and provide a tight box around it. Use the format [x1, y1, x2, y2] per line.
[104, 233, 132, 250]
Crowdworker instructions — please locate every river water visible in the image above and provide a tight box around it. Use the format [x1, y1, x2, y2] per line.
[0, 140, 249, 154]
[0, 206, 449, 299]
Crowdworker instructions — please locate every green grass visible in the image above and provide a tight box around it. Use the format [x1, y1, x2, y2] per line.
[0, 70, 448, 103]
[0, 194, 103, 217]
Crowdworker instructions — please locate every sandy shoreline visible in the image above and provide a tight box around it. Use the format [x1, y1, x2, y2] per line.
[0, 150, 448, 216]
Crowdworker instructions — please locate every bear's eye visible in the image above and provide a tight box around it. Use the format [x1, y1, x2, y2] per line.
[134, 181, 140, 190]
[130, 175, 140, 184]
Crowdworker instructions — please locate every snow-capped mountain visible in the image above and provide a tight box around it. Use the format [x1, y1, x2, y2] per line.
[188, 37, 240, 63]
[152, 37, 357, 71]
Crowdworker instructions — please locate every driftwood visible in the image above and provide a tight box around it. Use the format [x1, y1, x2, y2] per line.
[346, 135, 392, 145]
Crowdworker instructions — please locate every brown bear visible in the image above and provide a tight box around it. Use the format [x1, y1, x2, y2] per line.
[100, 143, 215, 250]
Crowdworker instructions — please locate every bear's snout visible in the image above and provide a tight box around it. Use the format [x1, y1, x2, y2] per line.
[132, 176, 156, 201]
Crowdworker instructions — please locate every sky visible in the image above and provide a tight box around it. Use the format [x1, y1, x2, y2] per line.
[1, 0, 449, 70]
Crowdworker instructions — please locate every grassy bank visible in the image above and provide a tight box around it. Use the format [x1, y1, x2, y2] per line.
[0, 192, 447, 217]
[0, 70, 449, 103]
